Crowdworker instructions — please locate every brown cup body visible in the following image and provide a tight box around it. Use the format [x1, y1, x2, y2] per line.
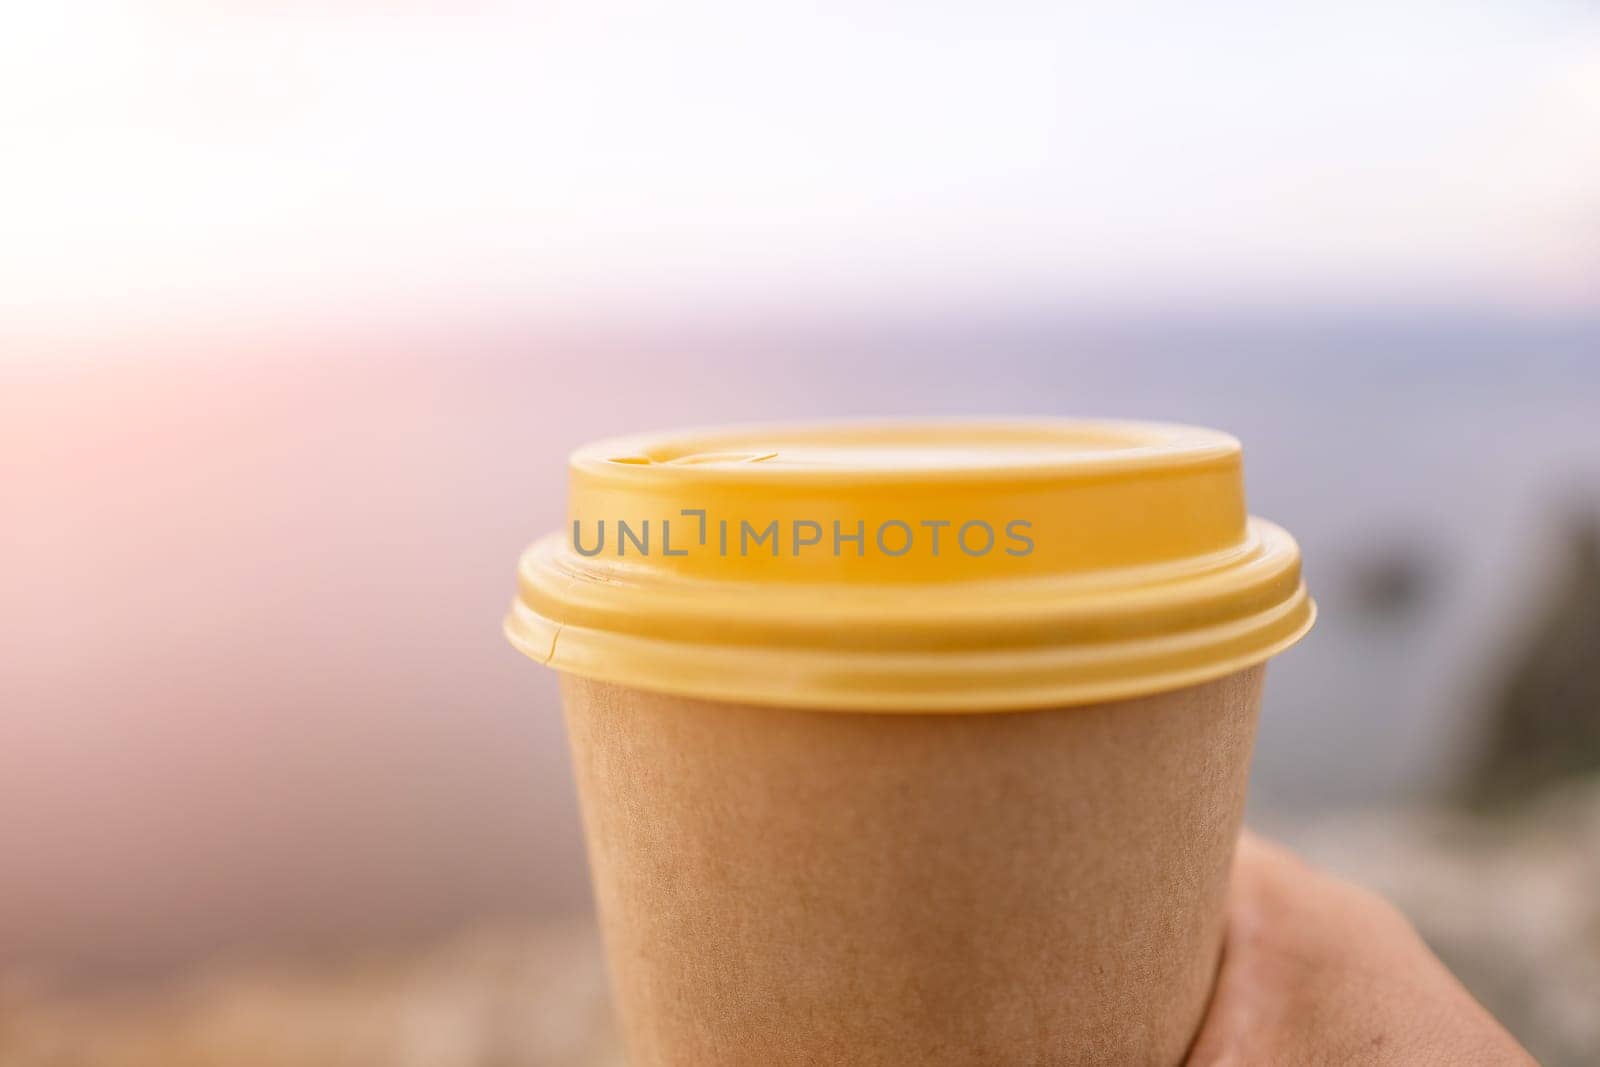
[561, 666, 1263, 1066]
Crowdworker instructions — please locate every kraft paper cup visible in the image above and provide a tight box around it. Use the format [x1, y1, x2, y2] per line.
[506, 419, 1313, 1066]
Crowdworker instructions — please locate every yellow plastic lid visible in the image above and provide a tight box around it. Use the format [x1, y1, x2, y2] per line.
[505, 419, 1313, 712]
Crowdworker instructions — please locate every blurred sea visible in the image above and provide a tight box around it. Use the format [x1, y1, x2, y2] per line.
[4, 309, 1599, 978]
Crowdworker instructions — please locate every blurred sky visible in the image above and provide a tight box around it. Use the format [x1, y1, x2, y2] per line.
[2, 0, 1598, 339]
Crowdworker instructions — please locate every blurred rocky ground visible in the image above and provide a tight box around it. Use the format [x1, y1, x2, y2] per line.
[0, 921, 622, 1067]
[1275, 776, 1600, 1067]
[2, 777, 1596, 1067]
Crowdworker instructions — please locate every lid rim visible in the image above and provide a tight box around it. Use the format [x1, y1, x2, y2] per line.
[516, 519, 1304, 650]
[505, 589, 1314, 713]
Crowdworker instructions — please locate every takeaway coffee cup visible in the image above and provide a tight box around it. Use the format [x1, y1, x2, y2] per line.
[506, 420, 1313, 1066]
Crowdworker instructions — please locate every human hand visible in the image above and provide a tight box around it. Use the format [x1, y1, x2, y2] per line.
[1187, 831, 1535, 1065]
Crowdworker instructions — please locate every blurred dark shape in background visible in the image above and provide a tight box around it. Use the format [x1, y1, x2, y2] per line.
[1467, 509, 1600, 806]
[1347, 540, 1439, 619]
